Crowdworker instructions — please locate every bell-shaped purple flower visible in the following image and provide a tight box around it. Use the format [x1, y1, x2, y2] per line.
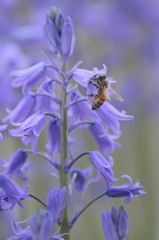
[61, 17, 75, 62]
[0, 149, 29, 180]
[70, 166, 93, 192]
[9, 210, 67, 240]
[68, 91, 100, 130]
[102, 206, 129, 240]
[96, 101, 134, 133]
[46, 187, 67, 223]
[30, 210, 53, 240]
[89, 151, 117, 188]
[72, 64, 108, 87]
[0, 125, 7, 141]
[46, 119, 73, 155]
[0, 173, 30, 209]
[36, 79, 60, 113]
[89, 122, 121, 156]
[46, 119, 61, 155]
[9, 111, 46, 155]
[11, 62, 47, 94]
[107, 175, 146, 203]
[3, 93, 37, 124]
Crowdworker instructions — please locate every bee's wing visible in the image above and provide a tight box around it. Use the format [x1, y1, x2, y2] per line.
[109, 87, 124, 101]
[103, 87, 111, 100]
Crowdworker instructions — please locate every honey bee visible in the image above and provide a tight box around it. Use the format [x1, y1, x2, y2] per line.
[87, 74, 124, 110]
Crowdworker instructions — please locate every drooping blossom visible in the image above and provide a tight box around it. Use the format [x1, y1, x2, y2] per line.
[95, 101, 134, 133]
[0, 149, 29, 180]
[9, 111, 46, 155]
[46, 118, 74, 155]
[67, 91, 100, 130]
[72, 64, 108, 87]
[46, 119, 61, 155]
[89, 151, 117, 188]
[36, 78, 60, 113]
[89, 122, 121, 156]
[3, 93, 37, 124]
[70, 166, 93, 192]
[72, 64, 134, 133]
[102, 206, 129, 240]
[107, 175, 146, 203]
[0, 173, 30, 209]
[11, 62, 47, 94]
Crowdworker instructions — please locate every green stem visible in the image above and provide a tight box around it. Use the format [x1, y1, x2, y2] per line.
[70, 192, 107, 227]
[60, 63, 70, 239]
[68, 151, 91, 170]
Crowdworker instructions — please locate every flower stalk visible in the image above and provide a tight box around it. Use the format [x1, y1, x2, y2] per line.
[60, 63, 70, 238]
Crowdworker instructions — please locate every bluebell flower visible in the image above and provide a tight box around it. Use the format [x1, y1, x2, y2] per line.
[89, 122, 121, 156]
[0, 124, 7, 141]
[46, 119, 74, 155]
[3, 93, 37, 124]
[8, 210, 67, 240]
[107, 175, 146, 203]
[0, 174, 30, 209]
[9, 111, 46, 155]
[73, 64, 108, 87]
[72, 64, 134, 133]
[36, 79, 60, 113]
[30, 210, 53, 240]
[70, 166, 93, 192]
[102, 206, 129, 240]
[46, 187, 66, 223]
[67, 91, 100, 130]
[0, 149, 29, 180]
[11, 62, 47, 94]
[89, 151, 117, 188]
[46, 119, 61, 155]
[95, 101, 134, 133]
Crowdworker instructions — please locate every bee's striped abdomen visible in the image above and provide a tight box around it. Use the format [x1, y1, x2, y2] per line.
[92, 89, 106, 110]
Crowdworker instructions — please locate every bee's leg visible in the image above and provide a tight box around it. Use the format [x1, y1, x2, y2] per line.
[87, 80, 99, 88]
[86, 94, 98, 98]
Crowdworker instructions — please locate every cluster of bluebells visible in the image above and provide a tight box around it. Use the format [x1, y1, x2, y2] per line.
[0, 6, 146, 240]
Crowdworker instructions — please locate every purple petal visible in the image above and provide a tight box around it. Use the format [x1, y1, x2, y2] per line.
[101, 211, 117, 240]
[61, 17, 73, 62]
[3, 94, 37, 124]
[43, 19, 61, 55]
[119, 211, 129, 239]
[0, 125, 7, 132]
[96, 101, 134, 121]
[21, 111, 45, 128]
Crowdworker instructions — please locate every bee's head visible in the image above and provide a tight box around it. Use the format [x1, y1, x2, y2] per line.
[97, 75, 106, 81]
